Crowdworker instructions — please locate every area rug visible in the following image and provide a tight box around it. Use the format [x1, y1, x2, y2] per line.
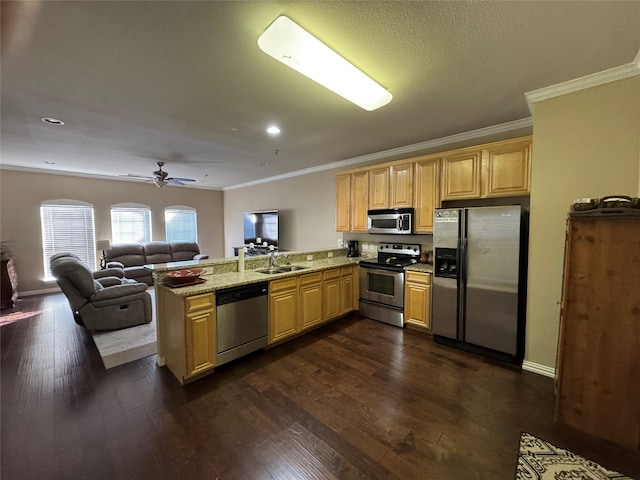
[91, 320, 157, 369]
[516, 432, 634, 480]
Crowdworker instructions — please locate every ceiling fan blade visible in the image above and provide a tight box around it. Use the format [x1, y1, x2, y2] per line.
[120, 174, 154, 179]
[169, 177, 196, 182]
[167, 178, 186, 186]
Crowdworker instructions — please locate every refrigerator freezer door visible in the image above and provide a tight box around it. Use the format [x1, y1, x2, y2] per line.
[432, 209, 461, 339]
[464, 206, 522, 355]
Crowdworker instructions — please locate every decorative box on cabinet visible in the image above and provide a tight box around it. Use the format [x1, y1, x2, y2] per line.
[555, 215, 640, 451]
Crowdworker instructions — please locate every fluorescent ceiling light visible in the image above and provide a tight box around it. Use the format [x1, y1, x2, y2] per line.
[258, 16, 392, 111]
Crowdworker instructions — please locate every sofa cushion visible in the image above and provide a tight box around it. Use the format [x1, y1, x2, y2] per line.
[107, 243, 146, 267]
[170, 241, 200, 262]
[143, 241, 172, 264]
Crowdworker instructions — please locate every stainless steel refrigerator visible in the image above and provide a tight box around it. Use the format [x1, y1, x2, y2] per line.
[432, 205, 527, 364]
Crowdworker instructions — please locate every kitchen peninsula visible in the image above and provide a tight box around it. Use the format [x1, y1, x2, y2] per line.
[149, 249, 364, 384]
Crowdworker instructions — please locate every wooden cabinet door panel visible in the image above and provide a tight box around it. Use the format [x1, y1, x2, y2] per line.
[390, 163, 413, 208]
[269, 289, 298, 343]
[185, 308, 216, 377]
[404, 272, 431, 329]
[323, 279, 340, 322]
[350, 171, 369, 232]
[369, 167, 389, 209]
[485, 139, 531, 196]
[340, 270, 354, 314]
[414, 157, 440, 233]
[300, 283, 322, 330]
[441, 150, 482, 200]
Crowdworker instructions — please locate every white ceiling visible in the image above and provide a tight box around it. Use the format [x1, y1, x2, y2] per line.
[2, 1, 639, 190]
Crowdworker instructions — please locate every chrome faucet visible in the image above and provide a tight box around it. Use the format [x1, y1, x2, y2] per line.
[270, 252, 288, 268]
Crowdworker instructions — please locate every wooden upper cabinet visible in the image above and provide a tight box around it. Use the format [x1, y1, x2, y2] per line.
[350, 170, 369, 232]
[368, 167, 390, 209]
[413, 156, 440, 233]
[390, 163, 413, 208]
[483, 137, 532, 197]
[335, 173, 351, 232]
[440, 149, 482, 200]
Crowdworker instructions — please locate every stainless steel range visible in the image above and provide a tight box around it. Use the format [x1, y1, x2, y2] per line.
[359, 242, 421, 327]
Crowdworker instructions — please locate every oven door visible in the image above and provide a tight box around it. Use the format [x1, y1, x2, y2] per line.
[359, 265, 405, 309]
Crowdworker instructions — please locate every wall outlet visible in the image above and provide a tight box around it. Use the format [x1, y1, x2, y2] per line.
[307, 254, 313, 261]
[328, 252, 333, 258]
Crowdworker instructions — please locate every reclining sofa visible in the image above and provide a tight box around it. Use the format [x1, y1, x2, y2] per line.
[50, 253, 152, 332]
[105, 241, 208, 285]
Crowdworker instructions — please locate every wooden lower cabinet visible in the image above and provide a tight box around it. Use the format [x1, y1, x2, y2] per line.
[340, 266, 355, 314]
[404, 271, 432, 331]
[162, 290, 216, 385]
[299, 272, 323, 331]
[323, 268, 341, 322]
[269, 277, 298, 343]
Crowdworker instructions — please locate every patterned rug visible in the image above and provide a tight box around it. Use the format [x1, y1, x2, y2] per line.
[516, 432, 634, 479]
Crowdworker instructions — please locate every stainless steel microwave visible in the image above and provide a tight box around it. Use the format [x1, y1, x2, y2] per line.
[367, 208, 414, 234]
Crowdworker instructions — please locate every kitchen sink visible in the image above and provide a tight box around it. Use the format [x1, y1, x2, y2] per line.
[255, 268, 286, 274]
[277, 265, 308, 271]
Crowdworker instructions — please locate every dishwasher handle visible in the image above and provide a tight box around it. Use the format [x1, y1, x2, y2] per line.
[216, 282, 268, 306]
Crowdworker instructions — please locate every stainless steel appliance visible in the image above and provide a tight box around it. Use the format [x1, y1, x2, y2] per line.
[432, 206, 528, 364]
[359, 242, 421, 327]
[367, 208, 414, 234]
[347, 240, 359, 257]
[215, 282, 268, 366]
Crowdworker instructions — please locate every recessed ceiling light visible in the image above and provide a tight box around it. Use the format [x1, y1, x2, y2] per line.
[266, 125, 280, 135]
[258, 162, 269, 166]
[42, 117, 64, 125]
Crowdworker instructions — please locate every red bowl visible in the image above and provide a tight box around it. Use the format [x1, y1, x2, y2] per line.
[165, 268, 205, 278]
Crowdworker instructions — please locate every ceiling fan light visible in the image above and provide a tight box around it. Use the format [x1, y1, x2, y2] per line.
[258, 16, 392, 111]
[153, 178, 167, 188]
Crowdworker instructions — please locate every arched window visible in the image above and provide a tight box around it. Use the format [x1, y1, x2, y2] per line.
[111, 203, 152, 244]
[165, 206, 197, 242]
[40, 199, 96, 279]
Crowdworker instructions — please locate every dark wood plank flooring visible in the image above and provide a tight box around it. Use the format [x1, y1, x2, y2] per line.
[2, 293, 639, 479]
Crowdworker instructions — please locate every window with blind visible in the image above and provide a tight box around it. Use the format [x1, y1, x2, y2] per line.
[165, 206, 198, 242]
[111, 204, 152, 244]
[40, 200, 96, 279]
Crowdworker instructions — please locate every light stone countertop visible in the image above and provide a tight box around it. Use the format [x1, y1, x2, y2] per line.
[405, 264, 433, 273]
[156, 254, 371, 297]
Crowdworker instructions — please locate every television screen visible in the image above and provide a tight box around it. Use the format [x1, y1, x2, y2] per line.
[243, 210, 279, 247]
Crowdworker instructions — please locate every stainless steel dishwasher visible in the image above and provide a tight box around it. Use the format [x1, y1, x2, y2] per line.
[215, 282, 269, 366]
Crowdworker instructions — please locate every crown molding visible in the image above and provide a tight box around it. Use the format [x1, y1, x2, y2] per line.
[224, 117, 533, 191]
[525, 49, 640, 114]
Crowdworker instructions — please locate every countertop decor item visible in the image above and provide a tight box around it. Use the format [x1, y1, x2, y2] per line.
[164, 268, 206, 287]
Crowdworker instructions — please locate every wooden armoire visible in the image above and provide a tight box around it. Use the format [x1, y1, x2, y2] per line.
[555, 214, 640, 451]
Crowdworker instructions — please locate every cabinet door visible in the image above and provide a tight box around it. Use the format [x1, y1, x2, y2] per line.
[390, 163, 413, 208]
[269, 288, 298, 343]
[413, 156, 440, 233]
[323, 268, 341, 322]
[185, 305, 216, 378]
[350, 171, 369, 232]
[340, 266, 354, 314]
[441, 150, 482, 200]
[404, 272, 431, 330]
[299, 273, 323, 331]
[484, 138, 532, 197]
[368, 166, 390, 209]
[335, 173, 351, 232]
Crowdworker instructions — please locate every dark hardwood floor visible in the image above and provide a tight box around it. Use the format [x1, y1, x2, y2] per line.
[2, 293, 639, 480]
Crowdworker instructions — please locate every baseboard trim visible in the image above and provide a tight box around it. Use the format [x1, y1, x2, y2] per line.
[522, 360, 556, 379]
[18, 286, 61, 297]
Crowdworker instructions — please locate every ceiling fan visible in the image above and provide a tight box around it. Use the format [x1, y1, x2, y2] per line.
[122, 162, 197, 188]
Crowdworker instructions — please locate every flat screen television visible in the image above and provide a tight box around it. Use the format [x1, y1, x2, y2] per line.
[243, 210, 279, 247]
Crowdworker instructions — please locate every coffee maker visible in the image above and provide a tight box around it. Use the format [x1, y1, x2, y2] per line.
[347, 240, 359, 257]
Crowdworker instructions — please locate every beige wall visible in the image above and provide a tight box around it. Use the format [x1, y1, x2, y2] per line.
[527, 75, 640, 368]
[223, 169, 343, 256]
[0, 170, 224, 293]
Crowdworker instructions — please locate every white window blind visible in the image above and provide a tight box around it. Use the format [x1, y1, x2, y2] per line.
[111, 205, 152, 244]
[41, 201, 96, 279]
[165, 206, 198, 242]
